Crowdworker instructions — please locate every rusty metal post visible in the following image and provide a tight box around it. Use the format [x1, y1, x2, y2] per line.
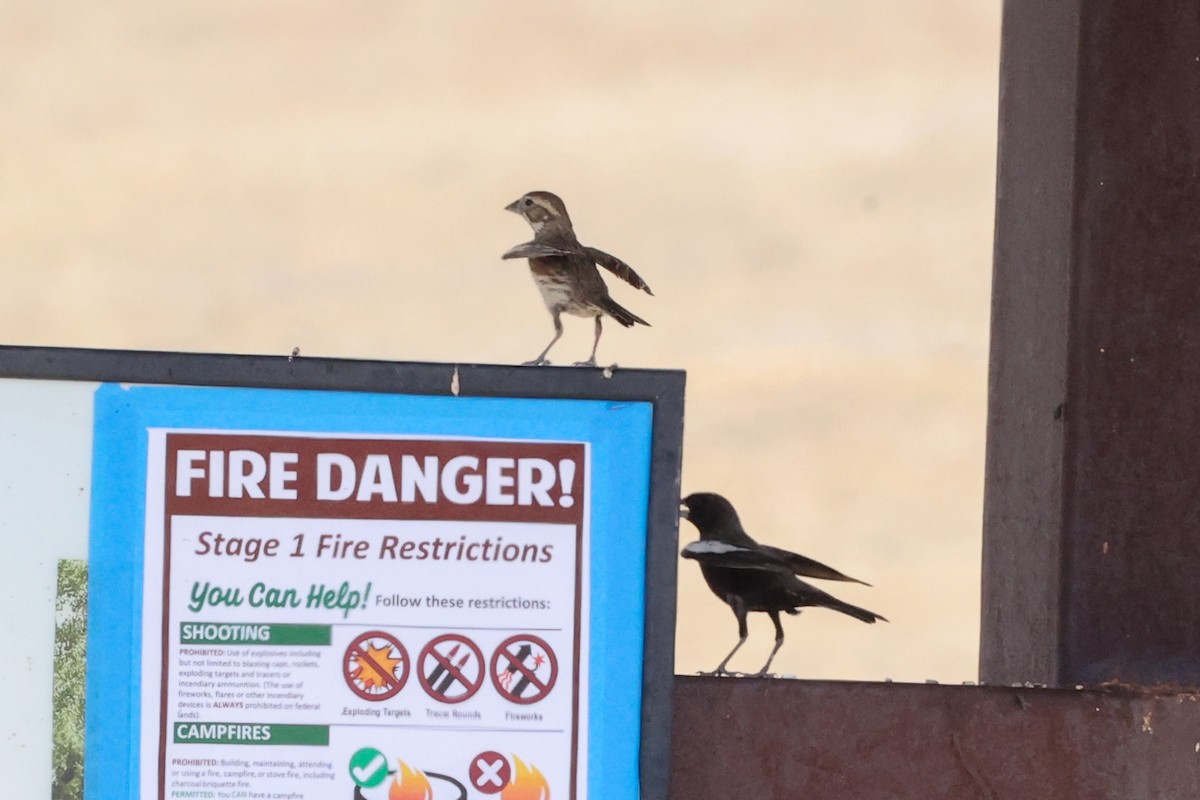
[983, 0, 1200, 686]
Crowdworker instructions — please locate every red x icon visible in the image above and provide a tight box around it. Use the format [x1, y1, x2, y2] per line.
[469, 751, 510, 794]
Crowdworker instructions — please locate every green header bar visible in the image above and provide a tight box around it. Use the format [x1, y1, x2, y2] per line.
[179, 622, 331, 646]
[173, 722, 329, 746]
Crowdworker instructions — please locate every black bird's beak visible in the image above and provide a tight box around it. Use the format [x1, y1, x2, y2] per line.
[679, 501, 690, 520]
[504, 198, 522, 214]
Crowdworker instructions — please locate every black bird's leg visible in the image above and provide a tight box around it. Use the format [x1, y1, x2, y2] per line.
[524, 311, 563, 366]
[753, 610, 786, 677]
[702, 597, 749, 676]
[573, 316, 602, 367]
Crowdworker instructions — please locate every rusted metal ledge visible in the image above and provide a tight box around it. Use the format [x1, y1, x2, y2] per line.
[670, 676, 1200, 799]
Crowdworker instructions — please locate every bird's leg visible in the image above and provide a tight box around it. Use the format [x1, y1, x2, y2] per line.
[708, 635, 746, 677]
[701, 599, 749, 676]
[572, 316, 602, 367]
[753, 610, 787, 677]
[523, 311, 563, 366]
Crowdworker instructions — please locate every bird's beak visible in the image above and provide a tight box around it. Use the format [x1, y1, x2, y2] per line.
[504, 199, 522, 214]
[679, 501, 690, 520]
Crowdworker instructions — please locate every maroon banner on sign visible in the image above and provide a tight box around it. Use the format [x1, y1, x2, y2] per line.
[164, 433, 587, 525]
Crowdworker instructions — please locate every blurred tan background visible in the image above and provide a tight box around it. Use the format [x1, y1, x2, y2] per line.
[2, 1, 998, 682]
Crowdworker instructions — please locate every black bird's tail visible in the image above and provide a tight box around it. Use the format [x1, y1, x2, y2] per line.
[805, 594, 887, 624]
[599, 297, 650, 328]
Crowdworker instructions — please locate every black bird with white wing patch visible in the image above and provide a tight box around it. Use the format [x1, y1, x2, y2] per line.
[680, 492, 887, 677]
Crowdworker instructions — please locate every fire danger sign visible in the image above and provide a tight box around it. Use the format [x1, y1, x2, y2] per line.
[67, 347, 678, 800]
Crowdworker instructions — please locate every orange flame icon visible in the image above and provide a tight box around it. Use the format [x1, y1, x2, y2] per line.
[500, 756, 550, 800]
[388, 760, 432, 800]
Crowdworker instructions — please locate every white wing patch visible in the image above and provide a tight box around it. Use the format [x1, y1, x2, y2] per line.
[682, 540, 751, 556]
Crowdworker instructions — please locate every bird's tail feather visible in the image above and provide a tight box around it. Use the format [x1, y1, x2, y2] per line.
[599, 297, 649, 328]
[820, 596, 887, 624]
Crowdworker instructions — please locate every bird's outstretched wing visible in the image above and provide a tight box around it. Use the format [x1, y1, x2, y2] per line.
[585, 246, 654, 295]
[680, 541, 794, 575]
[502, 241, 573, 260]
[757, 544, 872, 586]
[681, 540, 872, 585]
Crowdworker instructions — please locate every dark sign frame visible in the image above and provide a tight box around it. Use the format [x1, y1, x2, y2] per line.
[0, 343, 684, 800]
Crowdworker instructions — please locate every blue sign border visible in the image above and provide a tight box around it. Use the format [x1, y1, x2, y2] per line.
[86, 383, 655, 800]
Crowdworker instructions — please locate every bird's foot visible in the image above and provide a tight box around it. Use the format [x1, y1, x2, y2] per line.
[522, 358, 552, 367]
[697, 667, 733, 677]
[752, 670, 780, 679]
[571, 358, 598, 367]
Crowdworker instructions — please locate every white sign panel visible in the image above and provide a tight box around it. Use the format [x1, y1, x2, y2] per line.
[140, 430, 590, 800]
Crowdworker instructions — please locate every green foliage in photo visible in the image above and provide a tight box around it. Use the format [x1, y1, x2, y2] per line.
[52, 560, 88, 800]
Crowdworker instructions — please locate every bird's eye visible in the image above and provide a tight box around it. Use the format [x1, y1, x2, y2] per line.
[523, 198, 534, 207]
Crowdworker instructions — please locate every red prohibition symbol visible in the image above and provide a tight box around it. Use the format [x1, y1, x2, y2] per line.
[418, 633, 486, 704]
[468, 750, 511, 795]
[343, 630, 410, 701]
[490, 634, 558, 705]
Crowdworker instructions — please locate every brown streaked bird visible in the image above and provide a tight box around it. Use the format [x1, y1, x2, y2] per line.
[680, 492, 887, 677]
[502, 191, 652, 367]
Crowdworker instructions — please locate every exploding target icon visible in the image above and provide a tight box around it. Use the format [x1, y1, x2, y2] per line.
[343, 631, 410, 701]
[490, 634, 558, 704]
